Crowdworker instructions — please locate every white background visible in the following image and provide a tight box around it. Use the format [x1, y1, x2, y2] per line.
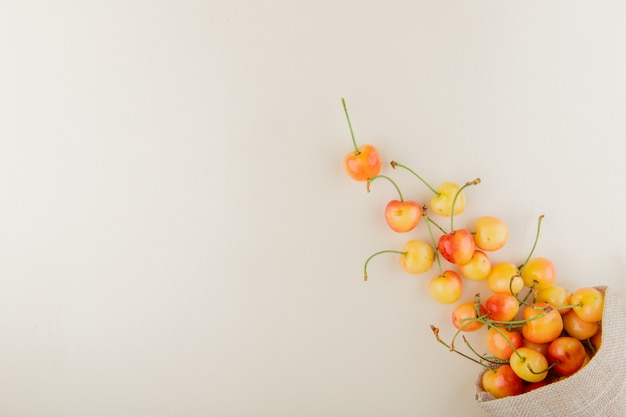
[1, 1, 626, 416]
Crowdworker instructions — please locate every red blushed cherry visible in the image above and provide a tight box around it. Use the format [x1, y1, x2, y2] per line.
[523, 380, 547, 393]
[368, 175, 421, 233]
[341, 98, 382, 182]
[452, 300, 488, 332]
[435, 178, 480, 264]
[344, 144, 382, 182]
[437, 229, 475, 265]
[385, 200, 422, 232]
[481, 365, 524, 399]
[485, 293, 520, 323]
[547, 337, 587, 376]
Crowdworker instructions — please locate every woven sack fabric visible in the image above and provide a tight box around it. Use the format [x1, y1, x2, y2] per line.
[475, 286, 625, 417]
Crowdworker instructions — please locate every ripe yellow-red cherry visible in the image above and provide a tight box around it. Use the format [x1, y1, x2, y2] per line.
[341, 98, 382, 182]
[521, 302, 563, 344]
[430, 182, 465, 217]
[344, 144, 381, 182]
[481, 365, 524, 399]
[438, 229, 475, 265]
[474, 216, 509, 251]
[522, 339, 550, 358]
[367, 175, 421, 233]
[509, 347, 549, 383]
[429, 270, 463, 304]
[520, 257, 556, 290]
[363, 240, 435, 281]
[486, 262, 524, 295]
[400, 240, 435, 275]
[535, 285, 572, 315]
[485, 293, 519, 323]
[570, 287, 604, 323]
[384, 200, 421, 232]
[452, 301, 487, 332]
[547, 337, 587, 376]
[486, 327, 523, 360]
[562, 309, 599, 340]
[459, 249, 491, 281]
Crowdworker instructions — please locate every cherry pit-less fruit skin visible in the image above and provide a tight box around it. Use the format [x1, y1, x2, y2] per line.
[384, 199, 421, 233]
[344, 144, 382, 182]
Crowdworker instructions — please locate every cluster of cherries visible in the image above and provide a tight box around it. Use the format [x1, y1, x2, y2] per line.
[340, 98, 605, 399]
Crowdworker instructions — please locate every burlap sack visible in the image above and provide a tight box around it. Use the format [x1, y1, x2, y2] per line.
[475, 286, 626, 417]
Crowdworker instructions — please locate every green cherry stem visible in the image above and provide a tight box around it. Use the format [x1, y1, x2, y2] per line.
[451, 313, 491, 350]
[462, 336, 509, 365]
[423, 211, 448, 235]
[367, 175, 405, 201]
[341, 98, 360, 155]
[518, 214, 545, 273]
[584, 338, 597, 355]
[390, 161, 440, 196]
[431, 325, 492, 370]
[363, 249, 405, 281]
[423, 209, 443, 276]
[513, 279, 536, 307]
[489, 316, 541, 328]
[527, 362, 558, 375]
[479, 312, 525, 361]
[450, 178, 481, 232]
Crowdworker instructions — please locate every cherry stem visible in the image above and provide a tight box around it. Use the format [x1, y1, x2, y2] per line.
[390, 161, 440, 196]
[462, 336, 508, 365]
[363, 249, 406, 281]
[584, 338, 597, 355]
[450, 178, 481, 232]
[450, 294, 508, 356]
[423, 209, 448, 234]
[527, 361, 557, 375]
[367, 175, 405, 201]
[487, 313, 546, 328]
[430, 325, 492, 370]
[476, 301, 525, 361]
[513, 279, 536, 307]
[518, 215, 545, 273]
[451, 316, 490, 350]
[423, 209, 443, 276]
[341, 98, 360, 155]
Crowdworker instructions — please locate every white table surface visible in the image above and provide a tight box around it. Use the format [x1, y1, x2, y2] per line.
[1, 1, 625, 416]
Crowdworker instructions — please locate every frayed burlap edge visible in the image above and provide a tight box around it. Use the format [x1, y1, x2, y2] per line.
[475, 286, 626, 417]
